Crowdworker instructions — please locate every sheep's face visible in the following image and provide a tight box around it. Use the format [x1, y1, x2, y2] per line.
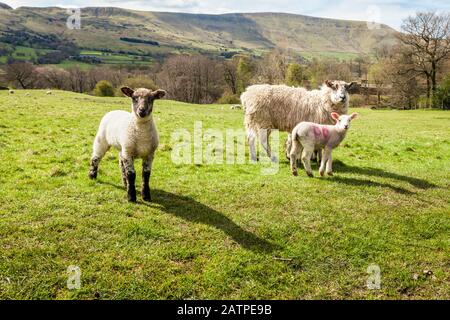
[325, 80, 356, 105]
[331, 112, 358, 130]
[121, 87, 166, 119]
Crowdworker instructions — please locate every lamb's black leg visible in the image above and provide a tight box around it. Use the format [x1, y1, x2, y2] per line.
[141, 158, 152, 202]
[123, 158, 136, 203]
[126, 170, 136, 202]
[88, 156, 100, 179]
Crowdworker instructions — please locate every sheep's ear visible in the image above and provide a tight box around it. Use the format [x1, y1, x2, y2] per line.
[331, 112, 340, 121]
[350, 112, 358, 120]
[346, 82, 357, 90]
[153, 89, 166, 99]
[121, 87, 134, 98]
[325, 80, 334, 89]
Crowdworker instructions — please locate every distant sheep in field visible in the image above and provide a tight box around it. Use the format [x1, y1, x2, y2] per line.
[8, 90, 14, 95]
[230, 105, 242, 110]
[241, 80, 356, 162]
[89, 86, 166, 203]
[289, 112, 358, 177]
[46, 91, 52, 95]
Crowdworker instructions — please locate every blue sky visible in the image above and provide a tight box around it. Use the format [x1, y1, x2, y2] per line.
[4, 0, 450, 30]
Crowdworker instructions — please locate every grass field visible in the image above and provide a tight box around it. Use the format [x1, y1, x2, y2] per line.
[0, 90, 449, 299]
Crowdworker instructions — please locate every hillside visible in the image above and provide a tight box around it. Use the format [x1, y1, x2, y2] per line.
[0, 4, 398, 65]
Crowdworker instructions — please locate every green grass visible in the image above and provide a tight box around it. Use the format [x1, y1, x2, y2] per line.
[0, 90, 449, 299]
[300, 51, 360, 61]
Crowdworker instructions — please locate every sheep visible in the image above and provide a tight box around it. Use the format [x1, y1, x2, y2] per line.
[8, 90, 14, 95]
[88, 86, 166, 203]
[230, 105, 242, 110]
[46, 91, 52, 95]
[241, 80, 356, 162]
[289, 112, 358, 177]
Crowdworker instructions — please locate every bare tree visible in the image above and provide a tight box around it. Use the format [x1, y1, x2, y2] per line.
[222, 58, 238, 95]
[5, 62, 37, 89]
[398, 12, 450, 106]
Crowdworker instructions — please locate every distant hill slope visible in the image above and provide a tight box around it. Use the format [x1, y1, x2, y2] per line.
[0, 4, 397, 62]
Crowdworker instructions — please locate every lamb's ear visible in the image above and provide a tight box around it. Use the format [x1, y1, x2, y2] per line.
[331, 112, 340, 121]
[121, 87, 134, 98]
[346, 82, 357, 90]
[153, 89, 166, 99]
[350, 112, 358, 120]
[325, 80, 334, 89]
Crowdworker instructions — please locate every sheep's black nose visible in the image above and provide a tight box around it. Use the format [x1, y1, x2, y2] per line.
[344, 125, 349, 129]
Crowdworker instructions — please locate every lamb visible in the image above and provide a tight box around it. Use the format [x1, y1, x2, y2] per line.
[241, 80, 356, 162]
[46, 91, 52, 95]
[289, 112, 358, 177]
[88, 86, 166, 202]
[230, 105, 242, 110]
[8, 90, 14, 94]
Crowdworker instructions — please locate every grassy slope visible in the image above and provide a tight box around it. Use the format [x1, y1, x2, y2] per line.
[0, 90, 449, 299]
[0, 7, 397, 60]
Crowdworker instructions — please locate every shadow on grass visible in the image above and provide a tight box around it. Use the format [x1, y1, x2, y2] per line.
[97, 180, 279, 253]
[332, 160, 437, 190]
[329, 176, 414, 195]
[150, 189, 280, 253]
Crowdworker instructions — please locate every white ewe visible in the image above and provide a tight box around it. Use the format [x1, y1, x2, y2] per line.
[241, 80, 356, 162]
[8, 90, 14, 95]
[89, 87, 166, 202]
[289, 112, 358, 177]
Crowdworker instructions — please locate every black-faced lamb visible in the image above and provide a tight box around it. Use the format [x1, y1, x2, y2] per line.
[88, 87, 166, 202]
[289, 112, 358, 177]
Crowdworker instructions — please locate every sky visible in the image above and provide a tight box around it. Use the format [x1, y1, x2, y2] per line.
[3, 0, 450, 30]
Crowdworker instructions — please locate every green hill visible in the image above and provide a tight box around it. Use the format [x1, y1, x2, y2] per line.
[0, 4, 398, 65]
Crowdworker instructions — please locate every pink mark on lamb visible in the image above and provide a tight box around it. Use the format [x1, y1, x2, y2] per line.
[322, 127, 329, 139]
[313, 126, 321, 137]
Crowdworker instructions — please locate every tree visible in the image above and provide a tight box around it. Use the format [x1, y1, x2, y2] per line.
[93, 80, 115, 97]
[222, 58, 238, 95]
[398, 12, 450, 107]
[368, 61, 387, 106]
[236, 56, 255, 94]
[285, 63, 304, 86]
[256, 50, 287, 84]
[5, 61, 36, 89]
[434, 74, 450, 109]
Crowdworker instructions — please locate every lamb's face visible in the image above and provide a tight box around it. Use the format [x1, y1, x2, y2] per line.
[331, 112, 358, 130]
[325, 80, 356, 105]
[121, 87, 166, 119]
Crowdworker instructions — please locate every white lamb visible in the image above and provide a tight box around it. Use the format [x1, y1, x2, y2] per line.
[241, 80, 356, 162]
[289, 112, 358, 177]
[89, 86, 166, 202]
[8, 90, 14, 94]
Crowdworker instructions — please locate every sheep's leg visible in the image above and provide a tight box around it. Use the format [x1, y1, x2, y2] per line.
[289, 138, 302, 176]
[89, 137, 110, 179]
[319, 147, 333, 176]
[258, 129, 278, 163]
[301, 145, 314, 177]
[325, 148, 333, 176]
[141, 153, 154, 202]
[285, 134, 292, 160]
[122, 156, 136, 203]
[247, 129, 258, 162]
[119, 155, 127, 188]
